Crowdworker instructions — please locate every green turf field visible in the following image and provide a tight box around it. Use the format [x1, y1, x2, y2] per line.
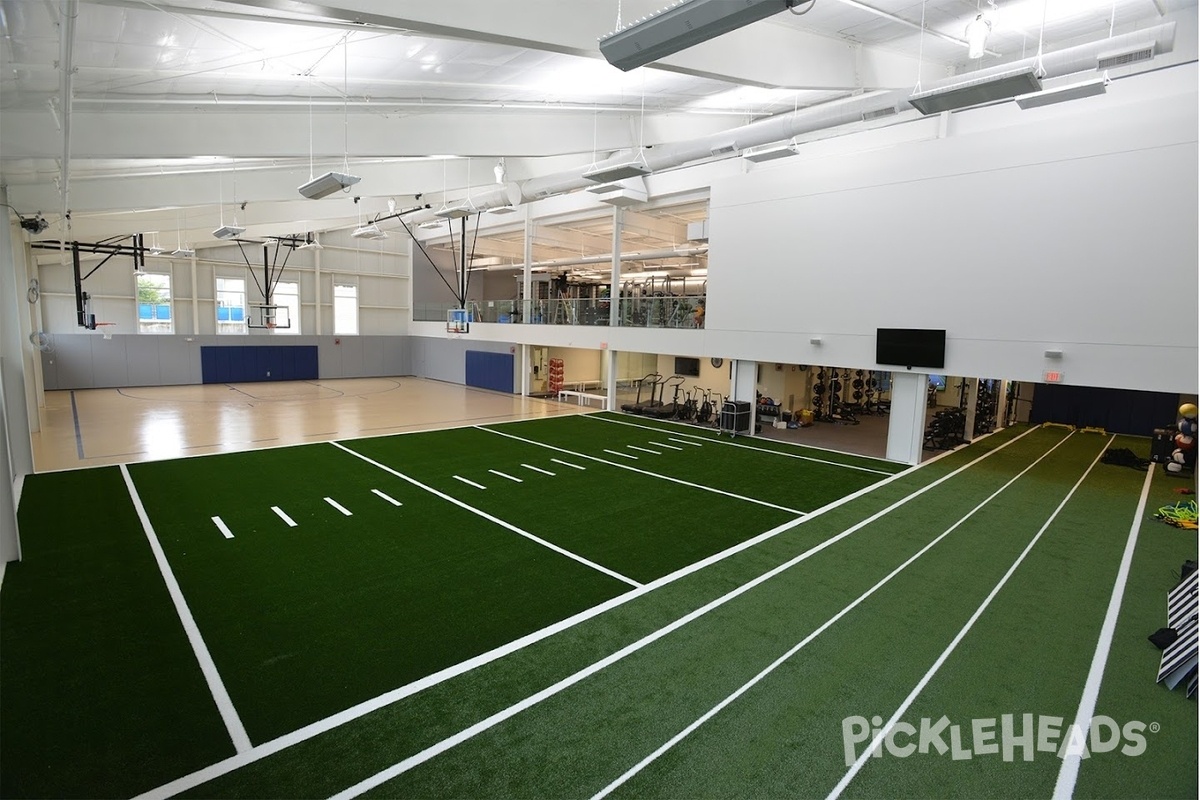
[1, 413, 1195, 799]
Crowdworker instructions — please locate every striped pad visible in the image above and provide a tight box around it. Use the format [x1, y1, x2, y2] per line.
[1158, 571, 1199, 687]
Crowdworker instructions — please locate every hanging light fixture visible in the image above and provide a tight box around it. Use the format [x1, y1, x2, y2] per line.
[299, 35, 361, 199]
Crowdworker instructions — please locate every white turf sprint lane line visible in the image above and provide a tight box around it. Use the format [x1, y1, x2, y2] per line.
[133, 427, 1025, 800]
[119, 465, 253, 755]
[329, 427, 1055, 799]
[552, 458, 586, 470]
[488, 470, 524, 483]
[333, 442, 639, 589]
[481, 427, 807, 517]
[653, 442, 684, 451]
[325, 497, 353, 516]
[453, 476, 487, 490]
[627, 445, 662, 455]
[588, 415, 894, 476]
[271, 506, 298, 527]
[211, 516, 235, 539]
[603, 449, 638, 460]
[669, 437, 702, 447]
[1053, 464, 1157, 800]
[826, 435, 1116, 800]
[591, 430, 1083, 800]
[521, 464, 556, 476]
[371, 489, 403, 507]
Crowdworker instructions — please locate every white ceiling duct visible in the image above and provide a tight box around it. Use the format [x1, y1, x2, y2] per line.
[415, 22, 1176, 222]
[472, 245, 709, 272]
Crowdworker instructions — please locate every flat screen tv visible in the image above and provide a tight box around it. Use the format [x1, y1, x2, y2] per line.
[876, 328, 946, 370]
[674, 356, 701, 377]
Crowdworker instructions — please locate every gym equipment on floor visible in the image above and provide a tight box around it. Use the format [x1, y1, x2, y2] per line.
[648, 375, 686, 419]
[620, 372, 661, 414]
[924, 406, 967, 450]
[1155, 569, 1198, 694]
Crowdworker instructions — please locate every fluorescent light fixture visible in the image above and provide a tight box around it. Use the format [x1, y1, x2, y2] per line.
[434, 204, 474, 219]
[487, 204, 520, 214]
[351, 222, 387, 240]
[592, 181, 648, 208]
[212, 225, 246, 240]
[147, 245, 167, 255]
[297, 240, 323, 251]
[1015, 77, 1108, 109]
[298, 171, 361, 199]
[908, 67, 1041, 115]
[583, 160, 652, 183]
[171, 246, 195, 257]
[742, 142, 800, 162]
[418, 220, 444, 230]
[599, 0, 791, 71]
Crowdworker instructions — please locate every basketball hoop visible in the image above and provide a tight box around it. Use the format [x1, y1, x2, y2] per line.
[94, 322, 117, 340]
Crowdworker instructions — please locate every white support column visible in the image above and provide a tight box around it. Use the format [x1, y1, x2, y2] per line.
[520, 344, 530, 396]
[609, 205, 622, 328]
[1, 189, 34, 561]
[16, 239, 40, 432]
[522, 204, 533, 324]
[886, 371, 929, 464]
[605, 348, 617, 412]
[314, 245, 323, 335]
[729, 358, 759, 436]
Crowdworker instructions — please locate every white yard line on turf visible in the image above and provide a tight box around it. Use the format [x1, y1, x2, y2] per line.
[588, 415, 893, 475]
[593, 430, 1082, 800]
[328, 427, 1058, 800]
[119, 464, 252, 755]
[488, 470, 524, 483]
[453, 476, 487, 490]
[133, 426, 1038, 800]
[334, 443, 639, 589]
[826, 435, 1114, 800]
[372, 489, 403, 507]
[1052, 463, 1157, 800]
[552, 458, 586, 470]
[653, 442, 684, 451]
[271, 506, 298, 527]
[211, 516, 234, 539]
[521, 464, 556, 476]
[604, 449, 638, 460]
[325, 497, 353, 516]
[627, 445, 661, 455]
[669, 437, 702, 447]
[481, 427, 806, 517]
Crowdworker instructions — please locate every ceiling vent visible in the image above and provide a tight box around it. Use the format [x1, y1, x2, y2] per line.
[583, 161, 652, 183]
[861, 106, 898, 123]
[1097, 45, 1154, 70]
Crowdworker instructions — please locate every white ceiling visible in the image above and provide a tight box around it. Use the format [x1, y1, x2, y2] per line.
[1, 0, 1194, 242]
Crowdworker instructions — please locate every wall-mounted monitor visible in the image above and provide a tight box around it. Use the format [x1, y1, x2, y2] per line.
[675, 356, 701, 377]
[876, 328, 946, 370]
[929, 374, 947, 391]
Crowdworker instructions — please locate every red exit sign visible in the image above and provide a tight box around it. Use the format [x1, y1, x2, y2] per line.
[1044, 371, 1064, 383]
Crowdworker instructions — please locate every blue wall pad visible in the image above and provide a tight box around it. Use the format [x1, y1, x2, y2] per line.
[465, 350, 514, 394]
[200, 345, 319, 384]
[1030, 383, 1180, 435]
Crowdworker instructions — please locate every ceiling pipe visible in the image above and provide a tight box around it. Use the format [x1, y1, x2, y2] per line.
[829, 0, 1001, 57]
[415, 21, 1176, 221]
[471, 245, 709, 272]
[57, 0, 77, 236]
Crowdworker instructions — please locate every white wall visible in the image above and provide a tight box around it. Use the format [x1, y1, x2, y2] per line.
[548, 346, 601, 384]
[706, 64, 1198, 394]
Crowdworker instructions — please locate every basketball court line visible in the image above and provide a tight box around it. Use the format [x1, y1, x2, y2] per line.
[488, 470, 524, 483]
[481, 427, 806, 517]
[1053, 463, 1157, 800]
[588, 415, 894, 476]
[453, 476, 487, 490]
[271, 506, 298, 527]
[333, 442, 639, 589]
[828, 435, 1112, 800]
[211, 516, 234, 539]
[132, 427, 1031, 800]
[69, 390, 85, 459]
[325, 498, 353, 516]
[592, 431, 1083, 800]
[330, 428, 1064, 799]
[522, 464, 556, 476]
[372, 489, 403, 507]
[119, 465, 252, 754]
